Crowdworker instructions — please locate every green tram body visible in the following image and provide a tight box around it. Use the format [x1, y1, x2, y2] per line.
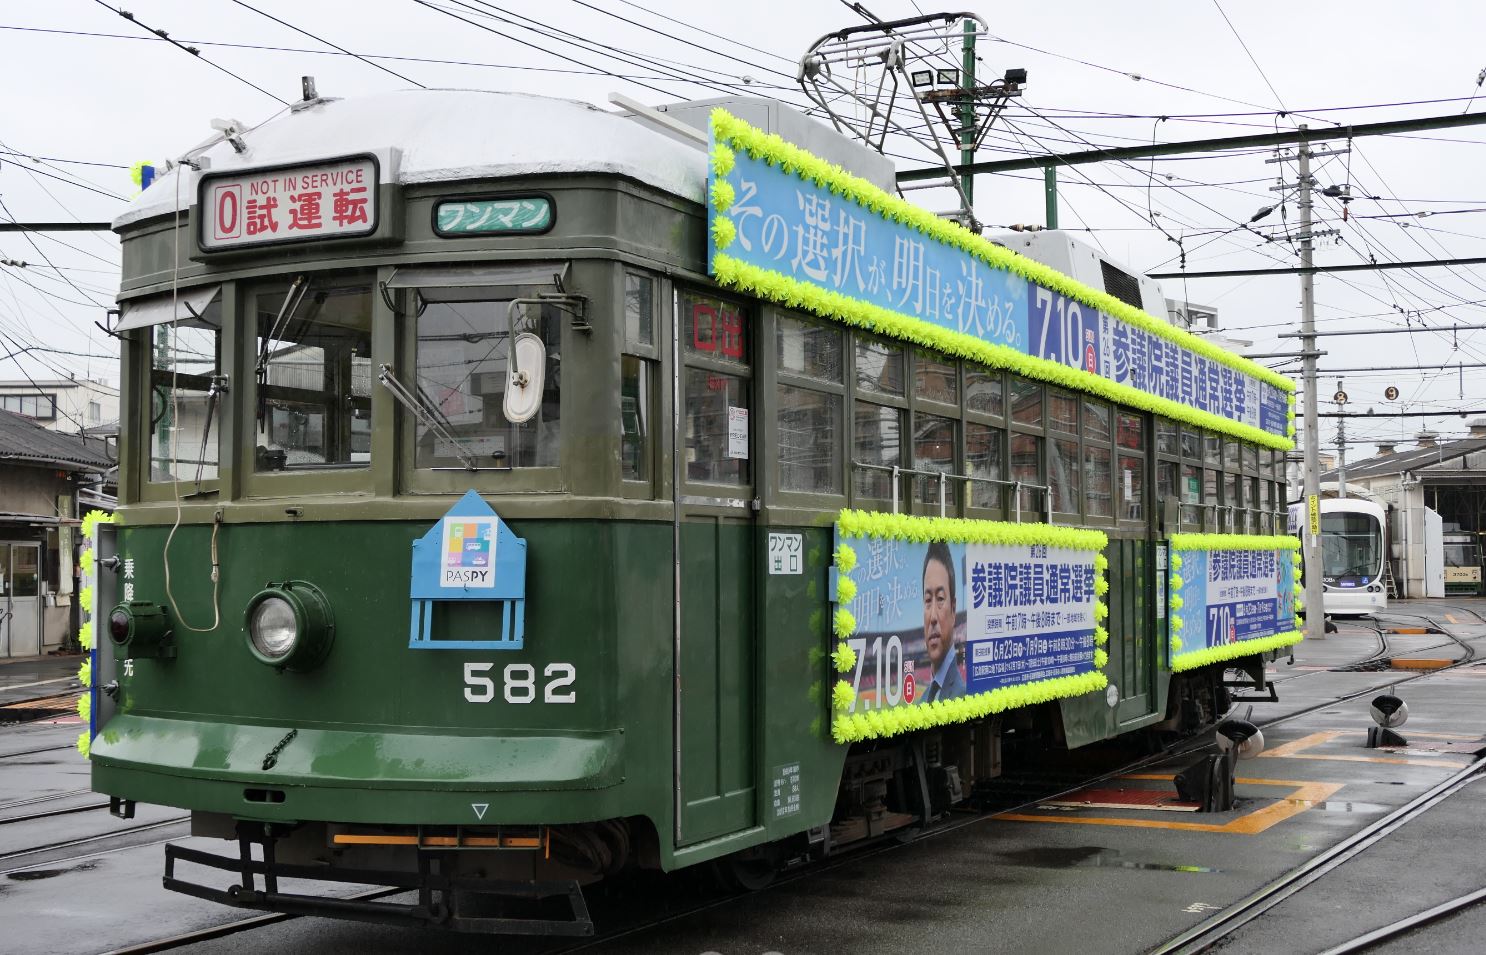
[92, 90, 1292, 926]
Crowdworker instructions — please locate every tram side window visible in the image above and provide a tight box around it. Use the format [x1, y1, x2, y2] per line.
[914, 412, 957, 505]
[682, 291, 750, 485]
[621, 356, 650, 481]
[965, 421, 1004, 509]
[1157, 460, 1177, 515]
[1047, 389, 1079, 516]
[252, 278, 373, 471]
[854, 402, 902, 500]
[148, 303, 222, 482]
[1010, 433, 1043, 515]
[407, 293, 561, 471]
[624, 271, 654, 347]
[1082, 399, 1112, 519]
[1008, 377, 1044, 516]
[621, 272, 657, 483]
[1180, 463, 1203, 525]
[1117, 412, 1145, 521]
[1156, 417, 1178, 456]
[776, 314, 843, 495]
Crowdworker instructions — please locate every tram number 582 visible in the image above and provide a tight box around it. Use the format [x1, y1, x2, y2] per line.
[463, 662, 576, 704]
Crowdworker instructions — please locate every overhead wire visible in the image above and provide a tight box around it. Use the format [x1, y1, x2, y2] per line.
[226, 0, 427, 88]
[87, 0, 290, 105]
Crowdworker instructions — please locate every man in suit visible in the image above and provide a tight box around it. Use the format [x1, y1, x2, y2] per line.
[920, 542, 966, 702]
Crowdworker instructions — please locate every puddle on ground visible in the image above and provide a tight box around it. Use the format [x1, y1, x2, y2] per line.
[1277, 799, 1390, 813]
[997, 846, 1219, 873]
[7, 861, 99, 882]
[1313, 800, 1390, 813]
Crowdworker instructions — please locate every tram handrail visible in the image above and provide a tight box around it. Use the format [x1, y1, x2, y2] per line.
[850, 461, 1049, 522]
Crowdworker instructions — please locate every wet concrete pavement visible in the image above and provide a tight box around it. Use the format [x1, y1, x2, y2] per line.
[3, 600, 1484, 954]
[0, 653, 86, 707]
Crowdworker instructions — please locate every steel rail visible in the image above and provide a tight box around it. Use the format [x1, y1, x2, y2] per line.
[1149, 757, 1486, 954]
[0, 816, 188, 871]
[98, 888, 410, 955]
[0, 744, 76, 759]
[0, 801, 111, 826]
[1314, 885, 1486, 955]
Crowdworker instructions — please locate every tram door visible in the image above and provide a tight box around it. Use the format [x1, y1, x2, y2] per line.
[674, 290, 758, 847]
[1107, 537, 1156, 723]
[0, 543, 42, 658]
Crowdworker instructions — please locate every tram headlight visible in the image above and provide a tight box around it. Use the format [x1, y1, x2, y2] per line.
[244, 581, 335, 671]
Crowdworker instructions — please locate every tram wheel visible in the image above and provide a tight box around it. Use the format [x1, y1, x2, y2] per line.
[713, 849, 779, 892]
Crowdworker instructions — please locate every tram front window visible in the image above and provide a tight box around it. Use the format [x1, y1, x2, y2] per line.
[254, 277, 373, 471]
[413, 296, 560, 469]
[147, 303, 221, 483]
[1320, 513, 1382, 579]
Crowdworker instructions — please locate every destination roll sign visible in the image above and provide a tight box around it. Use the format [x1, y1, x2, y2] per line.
[197, 155, 379, 251]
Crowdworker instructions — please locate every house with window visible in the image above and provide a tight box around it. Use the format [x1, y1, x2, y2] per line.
[0, 376, 119, 435]
[0, 409, 114, 658]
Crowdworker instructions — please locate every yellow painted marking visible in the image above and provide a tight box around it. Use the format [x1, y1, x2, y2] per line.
[1386, 627, 1431, 635]
[1258, 730, 1468, 767]
[1390, 658, 1451, 670]
[997, 776, 1344, 834]
[332, 834, 541, 848]
[1262, 730, 1343, 757]
[1445, 614, 1460, 624]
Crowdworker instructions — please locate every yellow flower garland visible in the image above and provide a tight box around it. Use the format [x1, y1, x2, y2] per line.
[830, 509, 1108, 745]
[76, 509, 115, 757]
[707, 109, 1296, 452]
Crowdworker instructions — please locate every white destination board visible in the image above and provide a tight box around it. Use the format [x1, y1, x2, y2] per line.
[198, 156, 378, 251]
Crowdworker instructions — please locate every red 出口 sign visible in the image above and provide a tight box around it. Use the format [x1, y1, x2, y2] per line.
[197, 156, 378, 251]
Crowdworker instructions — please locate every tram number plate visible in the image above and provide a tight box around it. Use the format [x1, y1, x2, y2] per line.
[768, 532, 802, 575]
[463, 662, 576, 704]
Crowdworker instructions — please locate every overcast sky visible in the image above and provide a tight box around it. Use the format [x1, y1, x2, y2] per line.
[4, 0, 1486, 458]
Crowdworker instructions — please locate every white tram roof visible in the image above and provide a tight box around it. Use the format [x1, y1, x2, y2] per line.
[115, 89, 707, 230]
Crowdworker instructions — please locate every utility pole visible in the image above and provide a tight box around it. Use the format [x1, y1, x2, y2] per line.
[1335, 378, 1348, 499]
[1297, 126, 1327, 641]
[958, 18, 975, 209]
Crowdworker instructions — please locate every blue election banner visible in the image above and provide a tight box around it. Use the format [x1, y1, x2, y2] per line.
[838, 534, 1097, 712]
[722, 149, 1030, 352]
[711, 142, 1290, 439]
[1172, 548, 1296, 653]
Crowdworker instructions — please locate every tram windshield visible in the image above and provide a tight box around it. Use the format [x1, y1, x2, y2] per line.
[1320, 512, 1382, 578]
[1444, 539, 1478, 568]
[253, 276, 373, 471]
[413, 293, 560, 469]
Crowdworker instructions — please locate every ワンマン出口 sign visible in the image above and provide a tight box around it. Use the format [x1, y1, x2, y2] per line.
[706, 111, 1293, 444]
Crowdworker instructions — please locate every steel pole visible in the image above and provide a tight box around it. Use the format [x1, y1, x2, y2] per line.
[1298, 127, 1326, 640]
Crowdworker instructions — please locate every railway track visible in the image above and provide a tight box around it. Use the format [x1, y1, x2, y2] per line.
[0, 690, 83, 725]
[1150, 756, 1486, 954]
[15, 606, 1483, 954]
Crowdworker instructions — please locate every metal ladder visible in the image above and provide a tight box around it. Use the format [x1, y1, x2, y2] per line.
[1383, 560, 1400, 599]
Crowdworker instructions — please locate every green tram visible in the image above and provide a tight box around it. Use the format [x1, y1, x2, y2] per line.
[87, 88, 1298, 932]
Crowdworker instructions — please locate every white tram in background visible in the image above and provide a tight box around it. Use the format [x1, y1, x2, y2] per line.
[1289, 498, 1388, 616]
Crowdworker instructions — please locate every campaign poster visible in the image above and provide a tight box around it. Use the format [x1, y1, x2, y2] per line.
[1172, 548, 1297, 652]
[838, 535, 1098, 713]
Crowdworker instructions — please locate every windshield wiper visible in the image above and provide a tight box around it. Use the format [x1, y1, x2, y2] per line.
[185, 373, 229, 498]
[376, 364, 483, 472]
[256, 275, 310, 426]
